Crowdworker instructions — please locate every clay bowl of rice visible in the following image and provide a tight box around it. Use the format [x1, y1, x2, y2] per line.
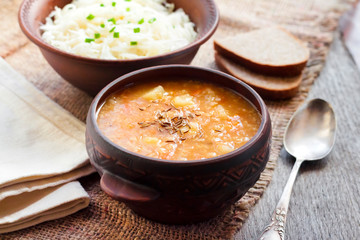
[18, 0, 219, 96]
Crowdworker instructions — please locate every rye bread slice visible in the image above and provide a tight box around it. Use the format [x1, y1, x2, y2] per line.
[214, 27, 309, 77]
[215, 52, 302, 100]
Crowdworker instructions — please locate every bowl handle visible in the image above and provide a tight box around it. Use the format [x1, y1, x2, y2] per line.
[100, 171, 160, 202]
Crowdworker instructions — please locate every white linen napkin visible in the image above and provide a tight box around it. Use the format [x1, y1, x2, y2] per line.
[0, 57, 95, 233]
[0, 182, 89, 234]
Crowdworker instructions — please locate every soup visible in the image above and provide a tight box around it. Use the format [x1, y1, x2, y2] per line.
[97, 80, 261, 160]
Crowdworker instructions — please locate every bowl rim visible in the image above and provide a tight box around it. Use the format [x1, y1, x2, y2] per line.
[88, 65, 270, 166]
[18, 0, 220, 64]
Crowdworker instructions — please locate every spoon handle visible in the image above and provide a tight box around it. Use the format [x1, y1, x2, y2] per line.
[258, 158, 304, 240]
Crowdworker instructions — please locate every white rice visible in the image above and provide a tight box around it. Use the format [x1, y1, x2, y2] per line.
[40, 0, 197, 60]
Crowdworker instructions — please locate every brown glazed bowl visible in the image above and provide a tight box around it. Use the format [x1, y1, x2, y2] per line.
[86, 65, 272, 224]
[18, 0, 219, 96]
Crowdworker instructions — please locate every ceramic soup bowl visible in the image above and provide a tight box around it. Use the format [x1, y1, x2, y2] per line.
[85, 65, 272, 224]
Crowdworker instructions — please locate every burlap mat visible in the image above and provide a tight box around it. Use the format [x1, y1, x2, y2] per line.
[0, 0, 355, 239]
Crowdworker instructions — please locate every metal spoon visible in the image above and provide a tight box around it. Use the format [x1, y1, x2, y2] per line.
[258, 98, 336, 240]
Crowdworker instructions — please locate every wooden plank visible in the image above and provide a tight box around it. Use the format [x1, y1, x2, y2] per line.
[235, 31, 360, 240]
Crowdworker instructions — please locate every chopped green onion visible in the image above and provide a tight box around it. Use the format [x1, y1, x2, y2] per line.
[94, 33, 101, 39]
[109, 27, 116, 33]
[112, 2, 116, 6]
[113, 32, 120, 38]
[130, 41, 138, 46]
[108, 18, 116, 24]
[148, 18, 156, 24]
[100, 23, 105, 28]
[138, 18, 144, 24]
[133, 27, 140, 33]
[85, 38, 95, 43]
[100, 3, 104, 7]
[126, 7, 130, 12]
[86, 14, 95, 20]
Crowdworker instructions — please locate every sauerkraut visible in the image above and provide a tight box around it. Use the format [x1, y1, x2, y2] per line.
[40, 0, 197, 60]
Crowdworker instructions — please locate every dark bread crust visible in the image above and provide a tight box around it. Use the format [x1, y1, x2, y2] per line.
[214, 43, 307, 77]
[213, 27, 309, 77]
[214, 52, 302, 100]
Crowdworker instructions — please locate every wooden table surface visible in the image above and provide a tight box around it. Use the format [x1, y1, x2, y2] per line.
[1, 0, 358, 238]
[235, 31, 360, 239]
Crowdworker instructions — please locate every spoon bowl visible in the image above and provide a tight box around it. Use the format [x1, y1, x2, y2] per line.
[258, 98, 336, 240]
[284, 98, 336, 160]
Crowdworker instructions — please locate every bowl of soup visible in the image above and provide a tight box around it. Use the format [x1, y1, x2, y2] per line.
[18, 0, 219, 95]
[86, 65, 272, 223]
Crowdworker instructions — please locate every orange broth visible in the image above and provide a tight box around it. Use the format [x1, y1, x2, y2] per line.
[97, 80, 261, 160]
